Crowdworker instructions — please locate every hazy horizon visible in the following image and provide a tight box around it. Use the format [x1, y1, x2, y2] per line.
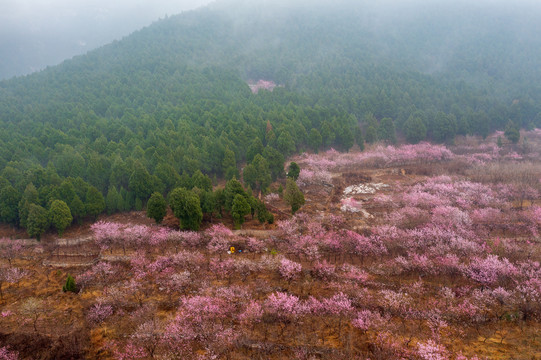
[1, 0, 540, 80]
[0, 0, 214, 80]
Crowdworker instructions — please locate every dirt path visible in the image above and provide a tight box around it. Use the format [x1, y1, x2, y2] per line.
[233, 229, 279, 238]
[50, 235, 93, 246]
[9, 235, 94, 247]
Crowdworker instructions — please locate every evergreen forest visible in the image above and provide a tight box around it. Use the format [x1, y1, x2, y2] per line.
[1, 0, 541, 235]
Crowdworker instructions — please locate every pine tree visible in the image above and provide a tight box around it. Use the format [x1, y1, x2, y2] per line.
[251, 155, 272, 194]
[231, 194, 251, 229]
[70, 195, 86, 224]
[378, 117, 397, 144]
[364, 113, 379, 144]
[276, 132, 296, 156]
[243, 164, 258, 190]
[106, 186, 123, 214]
[431, 112, 457, 143]
[85, 186, 105, 220]
[262, 146, 285, 181]
[321, 121, 335, 148]
[224, 178, 247, 212]
[403, 115, 427, 144]
[18, 183, 39, 229]
[168, 188, 202, 231]
[284, 179, 305, 214]
[246, 137, 264, 163]
[308, 128, 322, 153]
[223, 147, 238, 180]
[0, 185, 20, 226]
[147, 192, 167, 224]
[504, 120, 520, 144]
[49, 200, 73, 237]
[354, 126, 365, 151]
[135, 197, 143, 211]
[27, 204, 49, 241]
[287, 162, 301, 181]
[62, 274, 77, 293]
[129, 161, 155, 201]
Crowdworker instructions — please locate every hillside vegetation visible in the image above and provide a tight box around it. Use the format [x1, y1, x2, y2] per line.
[0, 1, 541, 236]
[1, 132, 541, 359]
[1, 1, 541, 358]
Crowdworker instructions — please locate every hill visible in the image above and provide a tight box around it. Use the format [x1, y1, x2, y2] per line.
[1, 132, 541, 359]
[1, 0, 541, 233]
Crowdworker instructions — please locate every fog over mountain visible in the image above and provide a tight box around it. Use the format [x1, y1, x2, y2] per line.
[0, 0, 212, 80]
[3, 0, 541, 81]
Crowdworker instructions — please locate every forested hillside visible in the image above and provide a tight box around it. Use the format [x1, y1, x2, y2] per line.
[1, 0, 540, 234]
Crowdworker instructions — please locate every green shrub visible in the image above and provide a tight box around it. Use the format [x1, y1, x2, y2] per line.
[62, 274, 77, 293]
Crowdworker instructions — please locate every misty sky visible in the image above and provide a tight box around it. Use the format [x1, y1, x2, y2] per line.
[2, 0, 540, 80]
[0, 0, 213, 79]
